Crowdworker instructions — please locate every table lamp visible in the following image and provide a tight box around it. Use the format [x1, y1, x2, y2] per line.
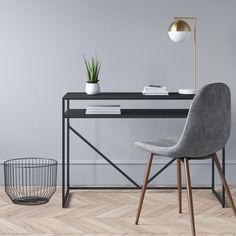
[168, 17, 197, 94]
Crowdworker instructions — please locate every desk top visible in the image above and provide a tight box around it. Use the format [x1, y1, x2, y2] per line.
[63, 92, 194, 100]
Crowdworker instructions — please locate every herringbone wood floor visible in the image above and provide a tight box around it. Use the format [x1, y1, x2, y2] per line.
[0, 188, 235, 236]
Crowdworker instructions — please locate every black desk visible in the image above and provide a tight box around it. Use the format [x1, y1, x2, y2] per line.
[62, 92, 225, 208]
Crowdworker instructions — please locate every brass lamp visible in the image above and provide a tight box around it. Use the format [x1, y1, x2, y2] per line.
[168, 17, 197, 94]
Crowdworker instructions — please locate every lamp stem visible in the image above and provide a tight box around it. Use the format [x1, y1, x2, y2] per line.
[174, 17, 197, 90]
[193, 18, 196, 90]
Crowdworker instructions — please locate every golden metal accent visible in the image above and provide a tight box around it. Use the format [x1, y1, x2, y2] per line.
[169, 17, 196, 90]
[168, 20, 191, 32]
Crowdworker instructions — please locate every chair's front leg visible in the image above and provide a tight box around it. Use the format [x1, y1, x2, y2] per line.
[135, 153, 154, 225]
[184, 158, 196, 236]
[177, 159, 182, 213]
[213, 153, 236, 217]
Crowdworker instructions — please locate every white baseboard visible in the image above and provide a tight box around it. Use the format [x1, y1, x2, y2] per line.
[57, 159, 236, 186]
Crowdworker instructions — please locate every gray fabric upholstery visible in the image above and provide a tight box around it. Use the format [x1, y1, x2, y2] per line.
[135, 83, 231, 158]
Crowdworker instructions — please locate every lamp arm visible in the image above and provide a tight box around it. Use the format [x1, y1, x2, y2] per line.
[174, 16, 196, 20]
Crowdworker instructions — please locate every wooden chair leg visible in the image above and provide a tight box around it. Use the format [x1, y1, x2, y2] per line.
[213, 153, 236, 217]
[135, 153, 154, 225]
[184, 158, 196, 236]
[177, 159, 182, 214]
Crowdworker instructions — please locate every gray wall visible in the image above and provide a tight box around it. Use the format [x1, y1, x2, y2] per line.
[0, 0, 235, 186]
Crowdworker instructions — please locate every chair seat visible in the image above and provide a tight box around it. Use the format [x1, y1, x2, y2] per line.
[135, 137, 179, 157]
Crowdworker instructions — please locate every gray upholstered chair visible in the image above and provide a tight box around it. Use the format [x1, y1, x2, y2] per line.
[135, 83, 236, 236]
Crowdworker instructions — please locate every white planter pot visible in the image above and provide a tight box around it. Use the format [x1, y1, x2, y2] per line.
[85, 82, 100, 95]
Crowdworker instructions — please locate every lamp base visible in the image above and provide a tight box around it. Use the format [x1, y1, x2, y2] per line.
[178, 89, 197, 95]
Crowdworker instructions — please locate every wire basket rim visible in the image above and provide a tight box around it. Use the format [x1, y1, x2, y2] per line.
[3, 157, 58, 168]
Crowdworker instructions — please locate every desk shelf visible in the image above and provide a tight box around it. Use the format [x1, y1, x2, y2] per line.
[65, 109, 189, 119]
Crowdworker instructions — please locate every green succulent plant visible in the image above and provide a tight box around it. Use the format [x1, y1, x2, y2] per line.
[84, 54, 101, 83]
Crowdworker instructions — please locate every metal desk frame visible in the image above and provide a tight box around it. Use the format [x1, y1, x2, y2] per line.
[62, 92, 225, 208]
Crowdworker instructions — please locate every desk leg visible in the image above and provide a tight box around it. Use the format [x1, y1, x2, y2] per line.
[62, 99, 70, 208]
[222, 148, 226, 207]
[212, 147, 226, 208]
[67, 100, 70, 190]
[212, 157, 215, 191]
[62, 98, 65, 207]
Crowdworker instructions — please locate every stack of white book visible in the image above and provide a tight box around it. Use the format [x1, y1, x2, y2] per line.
[86, 105, 121, 114]
[142, 85, 169, 95]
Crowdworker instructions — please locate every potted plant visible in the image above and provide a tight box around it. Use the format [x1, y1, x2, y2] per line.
[84, 55, 101, 95]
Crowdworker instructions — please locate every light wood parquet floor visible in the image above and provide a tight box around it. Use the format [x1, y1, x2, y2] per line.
[0, 188, 236, 236]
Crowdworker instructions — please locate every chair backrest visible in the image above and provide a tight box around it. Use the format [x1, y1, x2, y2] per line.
[176, 83, 231, 157]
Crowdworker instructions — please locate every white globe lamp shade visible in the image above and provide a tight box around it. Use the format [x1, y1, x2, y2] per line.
[168, 20, 191, 43]
[168, 31, 191, 43]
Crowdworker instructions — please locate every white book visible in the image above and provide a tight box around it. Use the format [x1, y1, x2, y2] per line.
[86, 105, 120, 111]
[143, 86, 168, 93]
[144, 88, 168, 93]
[86, 105, 121, 114]
[86, 110, 121, 115]
[142, 85, 168, 95]
[142, 90, 169, 95]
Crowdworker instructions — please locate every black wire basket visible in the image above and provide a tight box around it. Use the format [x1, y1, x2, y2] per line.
[4, 158, 57, 205]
